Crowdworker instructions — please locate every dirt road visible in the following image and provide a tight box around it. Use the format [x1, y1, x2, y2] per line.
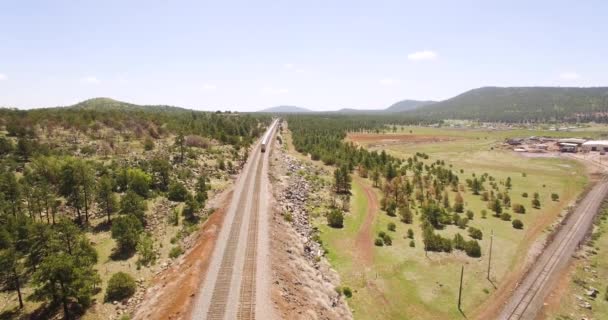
[191, 120, 278, 320]
[354, 177, 380, 266]
[498, 175, 608, 320]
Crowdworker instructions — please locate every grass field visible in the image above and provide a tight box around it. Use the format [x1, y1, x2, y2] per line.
[315, 126, 602, 319]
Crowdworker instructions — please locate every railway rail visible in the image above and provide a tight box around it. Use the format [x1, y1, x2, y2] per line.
[193, 119, 279, 320]
[499, 175, 608, 319]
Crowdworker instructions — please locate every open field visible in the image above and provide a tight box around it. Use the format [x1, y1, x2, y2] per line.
[311, 126, 603, 319]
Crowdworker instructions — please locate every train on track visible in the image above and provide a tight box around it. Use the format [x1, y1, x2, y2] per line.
[260, 119, 279, 152]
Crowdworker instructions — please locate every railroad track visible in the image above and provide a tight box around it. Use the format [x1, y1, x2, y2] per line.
[500, 175, 608, 320]
[206, 149, 262, 320]
[195, 119, 279, 320]
[237, 153, 263, 320]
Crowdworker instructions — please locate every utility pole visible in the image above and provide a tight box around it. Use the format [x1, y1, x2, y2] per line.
[458, 265, 464, 311]
[487, 230, 494, 281]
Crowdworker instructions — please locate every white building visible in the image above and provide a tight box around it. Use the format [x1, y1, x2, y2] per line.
[582, 140, 608, 152]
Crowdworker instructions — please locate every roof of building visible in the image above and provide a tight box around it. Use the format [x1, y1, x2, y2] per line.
[558, 138, 587, 144]
[582, 140, 608, 146]
[560, 143, 578, 147]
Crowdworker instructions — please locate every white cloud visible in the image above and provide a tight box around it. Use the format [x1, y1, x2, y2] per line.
[559, 72, 581, 81]
[0, 74, 7, 81]
[202, 84, 217, 91]
[261, 87, 289, 95]
[407, 50, 438, 61]
[81, 76, 100, 84]
[380, 78, 398, 86]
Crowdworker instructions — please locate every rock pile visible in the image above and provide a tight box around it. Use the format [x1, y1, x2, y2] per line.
[276, 154, 325, 263]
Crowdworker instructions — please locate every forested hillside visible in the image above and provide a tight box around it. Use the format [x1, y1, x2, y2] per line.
[0, 98, 269, 318]
[407, 87, 608, 122]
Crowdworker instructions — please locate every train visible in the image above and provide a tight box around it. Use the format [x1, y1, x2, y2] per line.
[260, 119, 279, 153]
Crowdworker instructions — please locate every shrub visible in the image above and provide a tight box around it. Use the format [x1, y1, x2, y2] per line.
[551, 193, 559, 201]
[409, 240, 415, 248]
[136, 234, 156, 267]
[407, 228, 414, 239]
[387, 222, 396, 232]
[466, 210, 474, 220]
[512, 219, 524, 229]
[500, 212, 512, 221]
[169, 245, 184, 258]
[283, 212, 293, 222]
[144, 138, 155, 151]
[327, 209, 344, 228]
[167, 182, 189, 202]
[342, 287, 352, 298]
[399, 205, 413, 224]
[513, 203, 526, 214]
[105, 272, 136, 302]
[481, 210, 487, 219]
[374, 238, 384, 246]
[382, 234, 392, 246]
[465, 240, 481, 258]
[532, 198, 541, 209]
[468, 227, 483, 240]
[457, 217, 469, 229]
[522, 192, 528, 198]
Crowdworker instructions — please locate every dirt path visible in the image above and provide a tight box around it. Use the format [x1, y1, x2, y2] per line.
[354, 177, 380, 266]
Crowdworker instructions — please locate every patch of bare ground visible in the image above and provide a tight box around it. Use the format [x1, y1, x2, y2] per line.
[131, 189, 231, 320]
[270, 136, 352, 320]
[346, 133, 460, 147]
[353, 176, 379, 266]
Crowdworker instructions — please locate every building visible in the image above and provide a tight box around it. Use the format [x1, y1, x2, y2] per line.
[582, 140, 608, 152]
[559, 143, 578, 153]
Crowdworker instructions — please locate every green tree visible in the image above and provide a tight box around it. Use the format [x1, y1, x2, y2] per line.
[167, 181, 189, 202]
[489, 198, 502, 216]
[512, 219, 524, 229]
[195, 175, 208, 203]
[111, 215, 143, 254]
[399, 205, 413, 224]
[120, 190, 147, 224]
[150, 157, 171, 191]
[1, 172, 22, 216]
[136, 234, 156, 267]
[31, 252, 100, 319]
[175, 132, 186, 163]
[0, 248, 24, 308]
[97, 175, 118, 224]
[182, 196, 201, 223]
[127, 168, 152, 198]
[105, 272, 136, 302]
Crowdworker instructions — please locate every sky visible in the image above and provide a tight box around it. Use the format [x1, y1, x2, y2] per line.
[1, 0, 607, 111]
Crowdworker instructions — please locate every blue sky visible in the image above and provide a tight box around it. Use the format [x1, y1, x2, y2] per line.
[1, 0, 607, 111]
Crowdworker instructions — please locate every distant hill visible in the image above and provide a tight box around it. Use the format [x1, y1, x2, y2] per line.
[385, 99, 435, 112]
[67, 97, 189, 113]
[409, 87, 608, 121]
[333, 100, 435, 114]
[258, 105, 313, 113]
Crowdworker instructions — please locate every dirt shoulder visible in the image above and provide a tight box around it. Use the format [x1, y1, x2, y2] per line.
[131, 189, 231, 320]
[270, 129, 352, 320]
